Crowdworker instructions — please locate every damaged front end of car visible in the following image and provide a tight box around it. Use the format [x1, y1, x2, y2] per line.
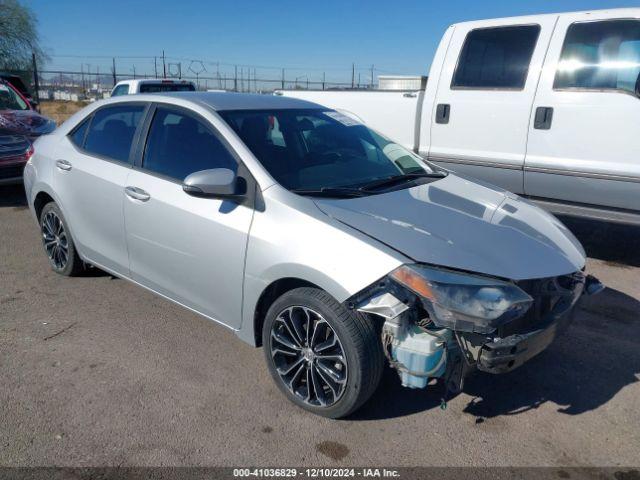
[348, 264, 604, 400]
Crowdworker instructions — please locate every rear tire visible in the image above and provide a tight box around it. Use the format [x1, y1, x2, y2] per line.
[40, 202, 84, 276]
[262, 287, 383, 418]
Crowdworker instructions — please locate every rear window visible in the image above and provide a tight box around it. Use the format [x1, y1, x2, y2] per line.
[83, 104, 145, 162]
[452, 25, 541, 89]
[0, 83, 29, 110]
[139, 83, 195, 93]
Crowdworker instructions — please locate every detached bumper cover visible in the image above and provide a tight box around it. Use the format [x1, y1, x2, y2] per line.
[477, 307, 574, 374]
[476, 272, 601, 374]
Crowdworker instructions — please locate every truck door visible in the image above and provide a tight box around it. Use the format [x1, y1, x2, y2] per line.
[524, 11, 640, 220]
[429, 16, 557, 194]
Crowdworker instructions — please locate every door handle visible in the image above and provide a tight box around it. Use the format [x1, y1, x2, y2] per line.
[125, 186, 150, 202]
[436, 103, 450, 124]
[534, 106, 553, 130]
[55, 159, 72, 171]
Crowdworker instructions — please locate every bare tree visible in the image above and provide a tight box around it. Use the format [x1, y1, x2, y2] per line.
[0, 0, 47, 73]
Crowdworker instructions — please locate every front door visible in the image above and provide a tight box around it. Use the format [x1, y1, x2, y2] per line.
[124, 104, 254, 327]
[525, 12, 640, 214]
[429, 16, 557, 193]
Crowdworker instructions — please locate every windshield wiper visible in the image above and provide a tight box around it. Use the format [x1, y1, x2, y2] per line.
[358, 171, 446, 192]
[291, 187, 367, 198]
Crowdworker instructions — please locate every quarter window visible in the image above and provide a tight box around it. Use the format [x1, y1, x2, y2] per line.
[69, 118, 90, 148]
[452, 25, 541, 89]
[142, 107, 237, 181]
[84, 104, 145, 163]
[554, 19, 640, 95]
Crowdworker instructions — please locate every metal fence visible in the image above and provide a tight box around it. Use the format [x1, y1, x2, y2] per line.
[4, 54, 383, 104]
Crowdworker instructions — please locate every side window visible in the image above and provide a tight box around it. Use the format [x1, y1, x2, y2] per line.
[111, 84, 129, 96]
[69, 117, 90, 148]
[84, 104, 145, 162]
[142, 107, 237, 181]
[452, 25, 541, 89]
[554, 19, 640, 95]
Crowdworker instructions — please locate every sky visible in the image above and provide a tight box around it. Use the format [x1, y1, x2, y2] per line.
[27, 0, 640, 84]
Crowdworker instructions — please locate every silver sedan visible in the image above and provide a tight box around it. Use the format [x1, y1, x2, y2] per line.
[24, 92, 601, 418]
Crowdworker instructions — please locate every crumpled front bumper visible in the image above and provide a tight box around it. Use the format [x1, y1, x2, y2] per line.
[476, 274, 602, 374]
[477, 307, 574, 374]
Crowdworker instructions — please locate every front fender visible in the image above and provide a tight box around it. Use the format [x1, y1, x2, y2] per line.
[236, 187, 407, 346]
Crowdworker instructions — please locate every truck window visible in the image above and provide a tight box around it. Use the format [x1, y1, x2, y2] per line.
[452, 25, 541, 89]
[554, 19, 640, 96]
[111, 84, 129, 96]
[139, 83, 196, 93]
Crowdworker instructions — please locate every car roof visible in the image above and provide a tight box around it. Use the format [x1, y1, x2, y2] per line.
[109, 91, 325, 111]
[452, 7, 640, 27]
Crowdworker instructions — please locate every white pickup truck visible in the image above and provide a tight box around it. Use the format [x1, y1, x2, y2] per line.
[279, 8, 640, 225]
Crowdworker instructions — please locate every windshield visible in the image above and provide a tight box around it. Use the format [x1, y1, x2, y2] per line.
[219, 108, 437, 191]
[0, 83, 29, 111]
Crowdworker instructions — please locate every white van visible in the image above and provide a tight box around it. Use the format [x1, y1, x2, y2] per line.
[279, 8, 640, 225]
[111, 79, 196, 96]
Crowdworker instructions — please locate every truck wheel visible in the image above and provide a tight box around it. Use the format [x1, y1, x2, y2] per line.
[263, 287, 383, 418]
[40, 202, 83, 276]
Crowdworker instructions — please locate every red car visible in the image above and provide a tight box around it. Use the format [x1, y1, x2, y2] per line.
[0, 80, 55, 184]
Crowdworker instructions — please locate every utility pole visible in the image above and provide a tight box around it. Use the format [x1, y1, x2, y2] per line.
[178, 62, 182, 79]
[154, 57, 158, 78]
[281, 68, 285, 90]
[31, 53, 40, 106]
[234, 65, 238, 92]
[162, 50, 166, 78]
[322, 72, 325, 90]
[112, 57, 116, 87]
[80, 63, 85, 93]
[370, 64, 374, 88]
[351, 63, 355, 89]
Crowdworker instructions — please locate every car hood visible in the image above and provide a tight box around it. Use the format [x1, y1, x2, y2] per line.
[0, 109, 56, 137]
[314, 174, 586, 280]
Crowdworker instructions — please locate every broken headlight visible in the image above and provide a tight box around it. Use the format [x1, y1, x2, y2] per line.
[390, 264, 533, 334]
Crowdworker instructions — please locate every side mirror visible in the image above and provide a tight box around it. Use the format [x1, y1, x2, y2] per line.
[182, 168, 245, 199]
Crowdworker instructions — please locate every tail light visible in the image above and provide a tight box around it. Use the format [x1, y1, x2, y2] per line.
[1, 143, 33, 164]
[24, 143, 34, 161]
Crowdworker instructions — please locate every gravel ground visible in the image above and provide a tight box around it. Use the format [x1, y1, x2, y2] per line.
[1, 184, 639, 467]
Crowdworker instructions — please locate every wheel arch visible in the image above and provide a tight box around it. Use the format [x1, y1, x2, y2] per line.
[34, 191, 55, 220]
[251, 277, 320, 347]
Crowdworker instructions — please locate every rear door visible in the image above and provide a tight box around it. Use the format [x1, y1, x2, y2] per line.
[429, 16, 557, 193]
[123, 104, 254, 327]
[524, 11, 640, 216]
[54, 103, 147, 274]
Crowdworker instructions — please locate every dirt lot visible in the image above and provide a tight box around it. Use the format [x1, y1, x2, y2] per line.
[1, 184, 639, 467]
[39, 101, 86, 126]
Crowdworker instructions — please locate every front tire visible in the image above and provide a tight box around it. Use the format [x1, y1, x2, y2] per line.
[263, 287, 383, 418]
[40, 202, 83, 276]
